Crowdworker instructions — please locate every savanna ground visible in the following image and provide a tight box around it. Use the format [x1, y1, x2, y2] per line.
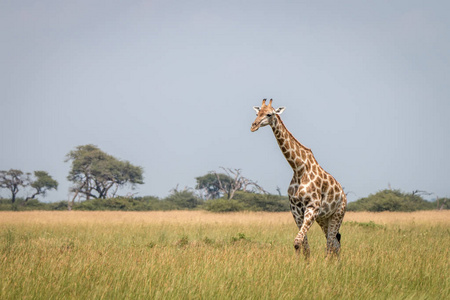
[1, 210, 449, 299]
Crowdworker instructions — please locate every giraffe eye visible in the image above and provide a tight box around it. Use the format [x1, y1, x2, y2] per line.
[266, 114, 272, 117]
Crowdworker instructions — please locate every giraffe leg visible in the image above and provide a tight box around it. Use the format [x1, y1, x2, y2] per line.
[316, 218, 329, 239]
[293, 205, 318, 254]
[326, 204, 345, 256]
[316, 218, 329, 256]
[301, 234, 310, 259]
[291, 206, 310, 258]
[293, 226, 310, 258]
[326, 230, 340, 256]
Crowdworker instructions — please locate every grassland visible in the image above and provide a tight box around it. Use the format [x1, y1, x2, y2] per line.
[1, 211, 449, 299]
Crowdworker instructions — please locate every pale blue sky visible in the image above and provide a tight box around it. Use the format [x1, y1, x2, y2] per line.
[1, 0, 449, 202]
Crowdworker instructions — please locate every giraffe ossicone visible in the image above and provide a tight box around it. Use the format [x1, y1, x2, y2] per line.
[251, 98, 347, 258]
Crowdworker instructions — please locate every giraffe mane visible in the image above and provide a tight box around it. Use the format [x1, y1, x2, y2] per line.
[275, 114, 312, 153]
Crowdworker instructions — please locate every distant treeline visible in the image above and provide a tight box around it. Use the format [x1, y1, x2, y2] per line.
[0, 191, 290, 213]
[1, 189, 448, 212]
[2, 145, 448, 213]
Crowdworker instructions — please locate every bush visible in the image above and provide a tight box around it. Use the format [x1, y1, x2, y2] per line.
[138, 196, 179, 211]
[23, 199, 48, 210]
[0, 198, 12, 211]
[48, 201, 70, 210]
[232, 191, 290, 212]
[74, 197, 167, 211]
[164, 190, 203, 209]
[348, 189, 435, 212]
[202, 191, 291, 213]
[0, 198, 54, 211]
[203, 199, 246, 212]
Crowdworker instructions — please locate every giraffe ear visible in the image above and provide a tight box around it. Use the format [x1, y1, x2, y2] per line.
[253, 106, 260, 113]
[275, 107, 286, 115]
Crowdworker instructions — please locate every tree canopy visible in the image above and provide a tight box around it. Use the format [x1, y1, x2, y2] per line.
[26, 171, 58, 202]
[65, 145, 144, 203]
[196, 172, 234, 199]
[196, 167, 266, 200]
[0, 169, 30, 203]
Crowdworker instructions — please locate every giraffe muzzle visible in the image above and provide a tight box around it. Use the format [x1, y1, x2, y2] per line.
[251, 122, 260, 132]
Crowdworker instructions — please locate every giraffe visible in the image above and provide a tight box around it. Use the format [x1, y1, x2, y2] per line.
[251, 99, 347, 258]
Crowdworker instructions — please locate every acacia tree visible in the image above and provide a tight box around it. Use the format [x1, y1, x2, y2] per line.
[196, 167, 267, 200]
[65, 145, 144, 207]
[195, 172, 234, 199]
[0, 169, 31, 203]
[25, 171, 58, 203]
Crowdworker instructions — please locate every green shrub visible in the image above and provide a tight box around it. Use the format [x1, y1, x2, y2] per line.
[202, 192, 290, 213]
[164, 190, 203, 209]
[24, 199, 48, 210]
[232, 191, 290, 212]
[203, 199, 246, 212]
[72, 196, 190, 211]
[138, 196, 178, 211]
[0, 198, 54, 211]
[0, 198, 13, 211]
[348, 189, 435, 212]
[49, 201, 70, 210]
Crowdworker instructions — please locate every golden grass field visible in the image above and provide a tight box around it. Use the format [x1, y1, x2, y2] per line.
[1, 210, 449, 299]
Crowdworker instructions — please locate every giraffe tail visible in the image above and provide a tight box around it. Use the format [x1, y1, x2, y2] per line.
[336, 233, 341, 244]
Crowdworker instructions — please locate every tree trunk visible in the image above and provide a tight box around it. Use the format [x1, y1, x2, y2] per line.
[68, 190, 79, 211]
[24, 191, 40, 206]
[11, 184, 19, 204]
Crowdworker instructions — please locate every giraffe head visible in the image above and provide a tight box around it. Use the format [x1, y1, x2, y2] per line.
[251, 99, 285, 132]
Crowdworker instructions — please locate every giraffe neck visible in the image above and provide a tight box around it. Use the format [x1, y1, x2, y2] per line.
[270, 115, 315, 175]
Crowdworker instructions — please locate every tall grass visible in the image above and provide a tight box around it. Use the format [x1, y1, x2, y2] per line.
[1, 211, 449, 299]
